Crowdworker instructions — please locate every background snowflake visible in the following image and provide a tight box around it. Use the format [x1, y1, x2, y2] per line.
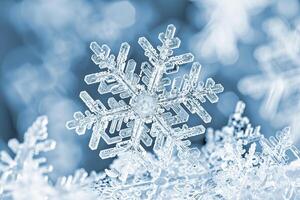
[238, 18, 300, 141]
[190, 0, 270, 65]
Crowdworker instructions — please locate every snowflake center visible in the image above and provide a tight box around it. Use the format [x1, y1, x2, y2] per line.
[130, 92, 158, 122]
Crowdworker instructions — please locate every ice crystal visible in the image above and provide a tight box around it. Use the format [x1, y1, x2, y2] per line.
[238, 18, 300, 138]
[66, 24, 224, 161]
[191, 0, 270, 64]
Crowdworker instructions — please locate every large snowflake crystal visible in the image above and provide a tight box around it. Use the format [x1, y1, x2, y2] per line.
[66, 24, 223, 161]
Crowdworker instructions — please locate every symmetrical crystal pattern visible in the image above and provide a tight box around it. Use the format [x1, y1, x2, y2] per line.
[66, 24, 224, 161]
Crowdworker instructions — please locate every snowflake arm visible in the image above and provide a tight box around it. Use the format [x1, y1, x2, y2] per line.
[66, 91, 132, 155]
[139, 24, 194, 73]
[88, 41, 141, 97]
[158, 63, 223, 123]
[139, 24, 194, 94]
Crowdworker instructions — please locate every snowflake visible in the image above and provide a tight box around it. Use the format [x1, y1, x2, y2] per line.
[238, 18, 300, 138]
[0, 116, 99, 200]
[191, 0, 270, 64]
[200, 101, 262, 169]
[66, 24, 224, 161]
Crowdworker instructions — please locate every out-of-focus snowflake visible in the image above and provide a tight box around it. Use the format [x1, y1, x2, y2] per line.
[66, 24, 224, 162]
[238, 18, 300, 140]
[190, 0, 270, 64]
[0, 116, 98, 200]
[14, 0, 140, 41]
[274, 0, 300, 20]
[0, 116, 55, 199]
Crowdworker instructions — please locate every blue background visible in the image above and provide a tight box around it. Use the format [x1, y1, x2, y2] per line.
[0, 0, 298, 178]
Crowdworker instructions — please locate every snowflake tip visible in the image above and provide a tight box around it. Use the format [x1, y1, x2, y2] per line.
[235, 101, 246, 115]
[90, 41, 111, 65]
[204, 78, 224, 103]
[158, 24, 181, 49]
